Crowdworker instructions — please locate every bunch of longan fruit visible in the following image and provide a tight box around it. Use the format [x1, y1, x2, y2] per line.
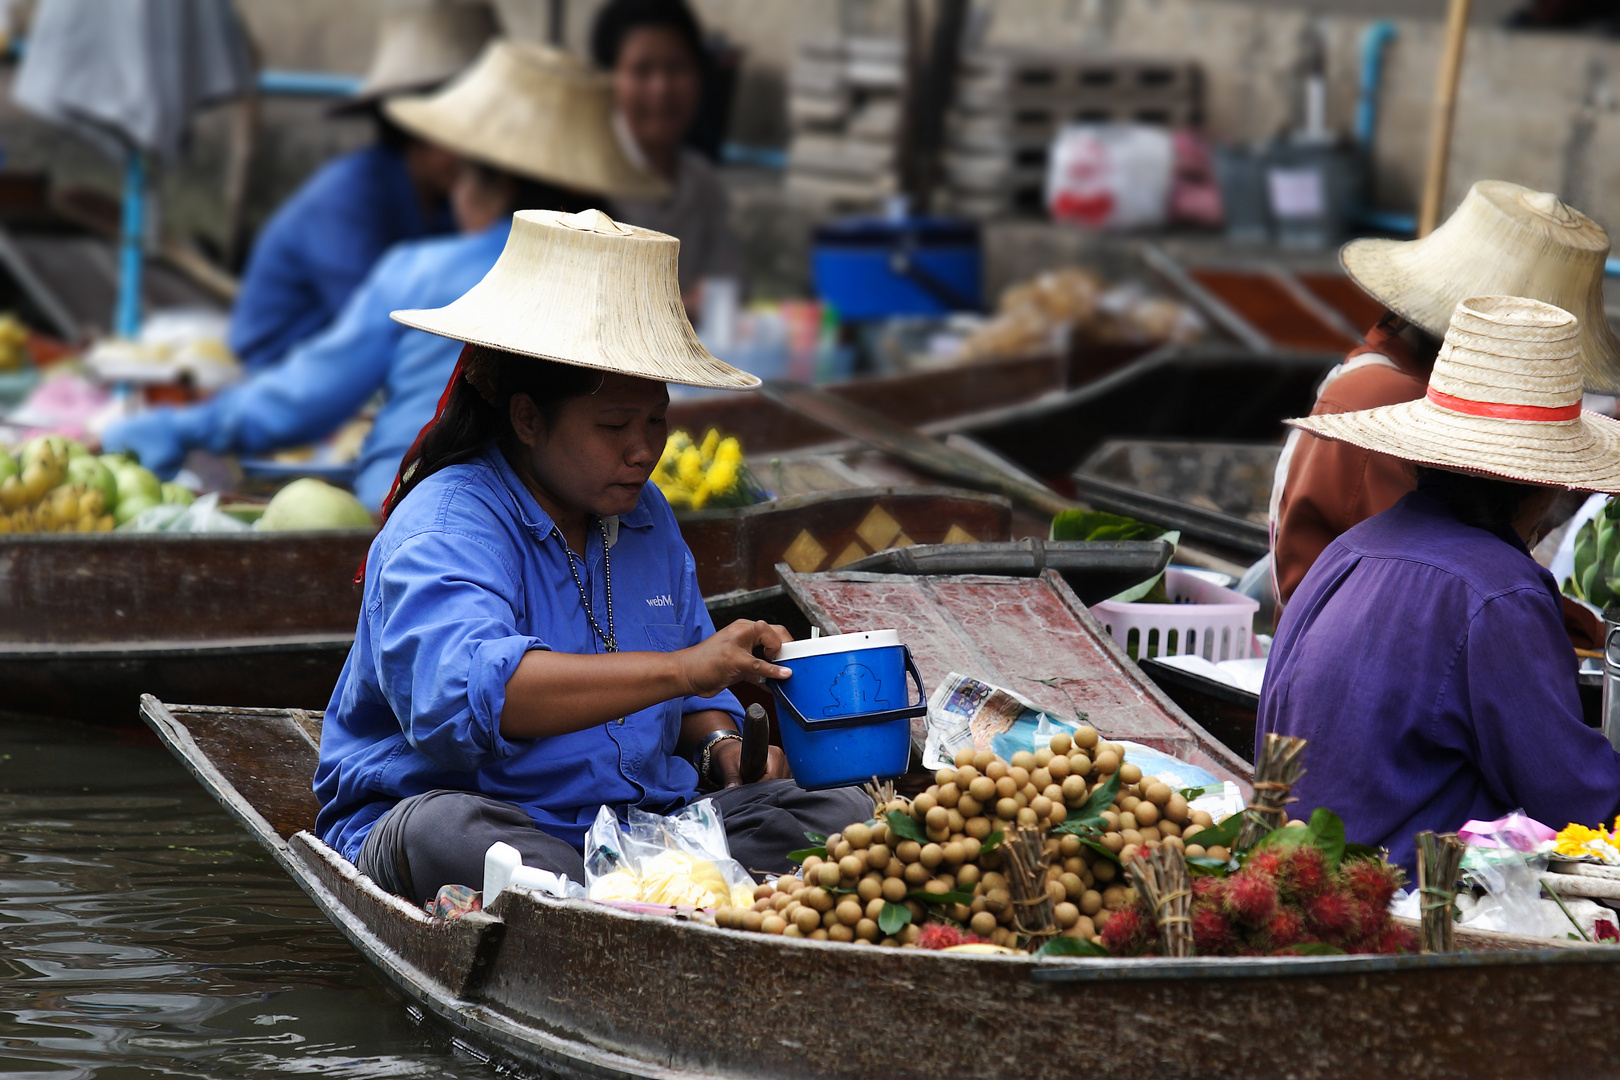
[713, 728, 1221, 950]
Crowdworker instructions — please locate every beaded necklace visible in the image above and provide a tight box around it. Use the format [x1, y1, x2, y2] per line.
[561, 518, 616, 653]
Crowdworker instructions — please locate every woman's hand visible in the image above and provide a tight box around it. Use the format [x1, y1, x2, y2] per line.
[709, 739, 791, 787]
[679, 619, 793, 698]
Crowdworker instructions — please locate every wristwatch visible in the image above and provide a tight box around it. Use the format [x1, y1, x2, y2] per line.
[692, 729, 743, 786]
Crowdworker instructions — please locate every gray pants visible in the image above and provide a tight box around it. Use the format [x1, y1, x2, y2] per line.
[357, 781, 869, 906]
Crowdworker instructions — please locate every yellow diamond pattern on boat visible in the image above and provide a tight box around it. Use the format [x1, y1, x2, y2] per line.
[942, 524, 977, 545]
[855, 505, 902, 552]
[831, 540, 868, 568]
[782, 529, 828, 573]
[893, 533, 915, 547]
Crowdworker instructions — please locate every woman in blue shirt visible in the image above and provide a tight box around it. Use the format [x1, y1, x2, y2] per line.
[316, 207, 865, 905]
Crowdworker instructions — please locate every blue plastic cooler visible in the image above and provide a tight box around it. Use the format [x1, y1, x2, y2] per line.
[811, 216, 982, 321]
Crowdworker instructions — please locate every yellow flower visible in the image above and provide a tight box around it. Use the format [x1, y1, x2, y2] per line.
[699, 428, 720, 463]
[705, 458, 739, 497]
[1555, 821, 1620, 862]
[677, 446, 704, 489]
[714, 437, 743, 468]
[689, 482, 711, 510]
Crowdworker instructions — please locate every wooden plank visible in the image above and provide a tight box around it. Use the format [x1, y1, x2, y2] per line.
[778, 566, 1252, 785]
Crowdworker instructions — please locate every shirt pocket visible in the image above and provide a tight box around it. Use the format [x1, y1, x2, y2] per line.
[641, 621, 689, 653]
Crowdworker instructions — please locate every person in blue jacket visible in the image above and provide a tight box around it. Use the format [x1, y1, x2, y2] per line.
[314, 207, 866, 904]
[228, 2, 497, 372]
[104, 43, 669, 511]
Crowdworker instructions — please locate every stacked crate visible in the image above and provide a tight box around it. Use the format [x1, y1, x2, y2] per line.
[785, 37, 905, 211]
[945, 49, 1201, 218]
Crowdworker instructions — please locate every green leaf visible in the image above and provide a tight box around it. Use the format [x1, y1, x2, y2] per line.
[885, 811, 926, 843]
[878, 901, 912, 935]
[1035, 935, 1110, 958]
[1273, 942, 1346, 956]
[1051, 814, 1108, 835]
[1178, 784, 1223, 801]
[804, 831, 827, 845]
[1079, 771, 1121, 821]
[1187, 813, 1242, 853]
[980, 830, 1004, 853]
[1078, 835, 1121, 864]
[1305, 807, 1346, 871]
[1050, 509, 1172, 545]
[909, 889, 975, 906]
[1248, 825, 1307, 855]
[787, 846, 826, 863]
[1185, 855, 1231, 876]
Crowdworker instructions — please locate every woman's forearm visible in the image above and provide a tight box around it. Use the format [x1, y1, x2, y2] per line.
[500, 649, 690, 738]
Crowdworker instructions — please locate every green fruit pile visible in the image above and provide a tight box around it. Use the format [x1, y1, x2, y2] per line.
[1565, 498, 1620, 609]
[0, 436, 188, 533]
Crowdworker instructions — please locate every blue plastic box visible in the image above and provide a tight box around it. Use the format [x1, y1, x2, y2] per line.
[811, 216, 982, 321]
[772, 629, 926, 790]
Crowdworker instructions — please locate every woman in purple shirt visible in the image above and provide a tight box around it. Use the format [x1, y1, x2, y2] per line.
[1258, 295, 1620, 876]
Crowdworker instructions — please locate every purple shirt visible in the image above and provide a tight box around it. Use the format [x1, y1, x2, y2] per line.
[1257, 489, 1620, 876]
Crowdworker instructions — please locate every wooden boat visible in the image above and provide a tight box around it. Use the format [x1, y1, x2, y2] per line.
[1072, 438, 1280, 560]
[0, 529, 370, 722]
[143, 693, 1620, 1080]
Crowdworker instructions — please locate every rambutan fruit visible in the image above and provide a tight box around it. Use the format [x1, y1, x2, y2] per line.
[1191, 904, 1236, 955]
[1262, 906, 1307, 950]
[1277, 844, 1330, 901]
[1302, 890, 1360, 942]
[914, 923, 966, 950]
[1341, 858, 1402, 909]
[1222, 868, 1279, 925]
[1367, 922, 1419, 955]
[1245, 848, 1284, 878]
[1101, 906, 1156, 956]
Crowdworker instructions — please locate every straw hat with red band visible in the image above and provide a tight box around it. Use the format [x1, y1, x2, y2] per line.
[1288, 295, 1620, 493]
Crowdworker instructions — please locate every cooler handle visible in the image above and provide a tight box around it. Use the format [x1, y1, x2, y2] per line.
[772, 646, 928, 732]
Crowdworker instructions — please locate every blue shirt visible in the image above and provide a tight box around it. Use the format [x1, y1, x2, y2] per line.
[103, 221, 510, 511]
[229, 145, 453, 372]
[312, 445, 742, 862]
[1257, 489, 1620, 876]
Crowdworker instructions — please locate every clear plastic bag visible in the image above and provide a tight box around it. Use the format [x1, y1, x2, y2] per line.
[583, 801, 756, 909]
[1460, 810, 1563, 937]
[117, 491, 248, 533]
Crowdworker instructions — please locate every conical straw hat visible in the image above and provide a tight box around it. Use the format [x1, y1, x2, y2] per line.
[1341, 180, 1620, 392]
[391, 208, 758, 391]
[335, 1, 498, 112]
[384, 41, 667, 200]
[1289, 295, 1620, 493]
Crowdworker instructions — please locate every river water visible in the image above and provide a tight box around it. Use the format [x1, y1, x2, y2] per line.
[0, 711, 509, 1080]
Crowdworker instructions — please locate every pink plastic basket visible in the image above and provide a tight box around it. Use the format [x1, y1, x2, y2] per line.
[1090, 569, 1260, 663]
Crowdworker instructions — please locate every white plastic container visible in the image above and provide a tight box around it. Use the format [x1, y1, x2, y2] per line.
[1090, 568, 1260, 663]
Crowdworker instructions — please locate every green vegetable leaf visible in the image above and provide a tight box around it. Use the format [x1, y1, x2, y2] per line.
[1035, 935, 1110, 958]
[980, 830, 1004, 853]
[1304, 807, 1346, 871]
[787, 846, 827, 863]
[878, 901, 912, 935]
[1050, 509, 1172, 545]
[1274, 942, 1347, 956]
[909, 889, 975, 906]
[885, 811, 926, 843]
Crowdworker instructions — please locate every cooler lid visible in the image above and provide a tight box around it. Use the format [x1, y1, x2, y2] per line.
[775, 628, 900, 661]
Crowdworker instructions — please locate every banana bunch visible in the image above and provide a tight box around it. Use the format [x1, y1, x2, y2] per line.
[652, 428, 766, 511]
[0, 444, 114, 533]
[1565, 497, 1620, 609]
[0, 482, 113, 533]
[0, 313, 28, 372]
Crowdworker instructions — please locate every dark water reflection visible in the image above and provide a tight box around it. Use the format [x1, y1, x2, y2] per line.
[0, 712, 507, 1080]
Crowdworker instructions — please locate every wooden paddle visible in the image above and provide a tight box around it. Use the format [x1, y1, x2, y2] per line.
[1418, 0, 1473, 237]
[761, 382, 1078, 518]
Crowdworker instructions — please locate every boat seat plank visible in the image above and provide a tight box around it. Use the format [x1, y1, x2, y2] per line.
[779, 566, 1252, 785]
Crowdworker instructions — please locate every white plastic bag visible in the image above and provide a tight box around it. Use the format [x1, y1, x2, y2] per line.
[117, 491, 249, 533]
[583, 801, 756, 909]
[1045, 124, 1173, 230]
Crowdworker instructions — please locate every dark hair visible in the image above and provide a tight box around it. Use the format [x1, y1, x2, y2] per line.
[390, 347, 604, 512]
[462, 161, 603, 216]
[1416, 467, 1544, 535]
[374, 108, 414, 153]
[590, 0, 704, 69]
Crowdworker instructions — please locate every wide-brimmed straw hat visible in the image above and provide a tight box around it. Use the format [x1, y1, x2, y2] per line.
[391, 208, 758, 391]
[1290, 295, 1620, 492]
[384, 40, 667, 200]
[1340, 180, 1620, 393]
[332, 1, 498, 115]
